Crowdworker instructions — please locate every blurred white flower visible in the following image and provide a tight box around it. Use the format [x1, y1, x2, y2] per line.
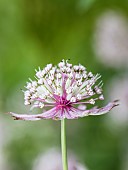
[0, 119, 5, 145]
[122, 148, 128, 170]
[32, 148, 88, 170]
[94, 11, 128, 68]
[0, 117, 9, 170]
[107, 75, 128, 126]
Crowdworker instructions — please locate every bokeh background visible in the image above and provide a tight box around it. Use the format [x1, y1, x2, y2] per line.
[0, 0, 128, 170]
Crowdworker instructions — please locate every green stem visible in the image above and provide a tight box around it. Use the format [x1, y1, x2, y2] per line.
[61, 118, 68, 170]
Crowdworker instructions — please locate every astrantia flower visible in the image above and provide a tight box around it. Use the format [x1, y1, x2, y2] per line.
[9, 59, 118, 120]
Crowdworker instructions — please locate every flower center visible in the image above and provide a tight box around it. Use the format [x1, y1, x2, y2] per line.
[56, 97, 71, 109]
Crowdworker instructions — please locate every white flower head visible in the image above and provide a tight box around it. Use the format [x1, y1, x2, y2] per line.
[9, 59, 118, 120]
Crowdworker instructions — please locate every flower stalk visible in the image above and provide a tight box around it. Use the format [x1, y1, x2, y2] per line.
[61, 119, 68, 170]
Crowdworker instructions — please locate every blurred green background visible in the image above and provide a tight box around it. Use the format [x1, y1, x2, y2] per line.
[0, 0, 128, 170]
